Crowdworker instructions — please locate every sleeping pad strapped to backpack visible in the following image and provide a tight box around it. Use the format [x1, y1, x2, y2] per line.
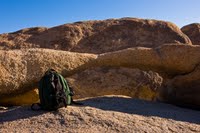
[31, 69, 75, 111]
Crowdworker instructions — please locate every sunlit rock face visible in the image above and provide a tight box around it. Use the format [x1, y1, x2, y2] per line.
[1, 18, 200, 110]
[181, 23, 200, 46]
[0, 18, 191, 52]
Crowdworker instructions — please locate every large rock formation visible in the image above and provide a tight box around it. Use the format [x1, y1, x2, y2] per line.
[93, 44, 200, 108]
[0, 48, 162, 105]
[0, 18, 191, 53]
[1, 17, 189, 105]
[181, 23, 200, 45]
[0, 18, 198, 108]
[0, 44, 200, 108]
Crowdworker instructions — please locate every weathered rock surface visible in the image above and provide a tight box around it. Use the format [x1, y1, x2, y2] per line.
[0, 18, 191, 53]
[1, 96, 200, 133]
[95, 44, 200, 76]
[0, 49, 97, 97]
[92, 44, 200, 107]
[68, 67, 162, 100]
[181, 23, 200, 45]
[0, 48, 162, 105]
[0, 44, 200, 108]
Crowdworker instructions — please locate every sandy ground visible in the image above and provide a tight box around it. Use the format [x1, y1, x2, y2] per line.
[0, 95, 200, 133]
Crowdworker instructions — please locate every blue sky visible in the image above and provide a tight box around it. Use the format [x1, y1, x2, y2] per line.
[0, 0, 200, 34]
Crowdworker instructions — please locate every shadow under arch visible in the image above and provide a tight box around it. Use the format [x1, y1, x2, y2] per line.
[78, 96, 200, 124]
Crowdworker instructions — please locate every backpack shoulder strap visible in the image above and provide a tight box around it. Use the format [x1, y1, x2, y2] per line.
[57, 74, 72, 105]
[58, 74, 84, 106]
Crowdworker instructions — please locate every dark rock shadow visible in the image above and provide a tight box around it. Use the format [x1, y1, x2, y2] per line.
[79, 96, 200, 124]
[0, 106, 46, 123]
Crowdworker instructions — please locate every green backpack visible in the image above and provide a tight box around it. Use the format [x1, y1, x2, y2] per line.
[31, 69, 74, 111]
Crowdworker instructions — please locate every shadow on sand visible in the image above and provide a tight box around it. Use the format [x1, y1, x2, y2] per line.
[79, 96, 200, 124]
[0, 106, 46, 123]
[1, 96, 200, 125]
